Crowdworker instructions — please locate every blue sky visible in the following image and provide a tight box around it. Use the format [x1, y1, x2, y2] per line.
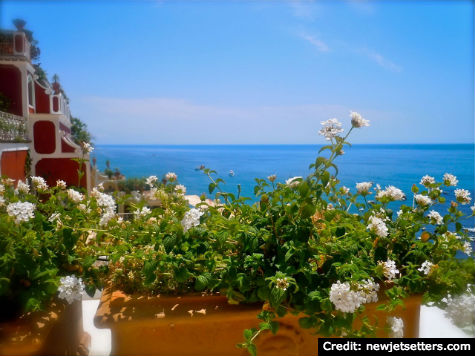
[1, 0, 473, 144]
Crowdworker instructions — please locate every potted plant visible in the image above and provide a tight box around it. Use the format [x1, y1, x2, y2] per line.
[0, 176, 107, 355]
[93, 112, 474, 355]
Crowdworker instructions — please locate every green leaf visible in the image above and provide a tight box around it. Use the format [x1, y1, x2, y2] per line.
[299, 316, 314, 329]
[208, 183, 216, 194]
[270, 287, 285, 308]
[194, 274, 209, 291]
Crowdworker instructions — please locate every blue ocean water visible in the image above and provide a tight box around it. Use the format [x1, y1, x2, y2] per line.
[93, 144, 475, 229]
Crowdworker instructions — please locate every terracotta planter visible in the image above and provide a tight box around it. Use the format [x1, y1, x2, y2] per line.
[94, 287, 421, 356]
[0, 299, 90, 356]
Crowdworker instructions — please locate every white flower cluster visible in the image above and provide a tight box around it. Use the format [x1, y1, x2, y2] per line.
[388, 316, 404, 338]
[181, 208, 203, 232]
[329, 281, 363, 313]
[175, 184, 187, 195]
[357, 278, 380, 304]
[356, 182, 372, 194]
[146, 175, 158, 187]
[443, 173, 458, 187]
[444, 290, 475, 328]
[16, 180, 29, 194]
[165, 172, 177, 181]
[67, 189, 84, 203]
[414, 194, 432, 207]
[57, 275, 85, 304]
[376, 185, 405, 201]
[81, 142, 93, 154]
[367, 216, 388, 238]
[329, 279, 380, 313]
[56, 180, 67, 189]
[418, 261, 434, 275]
[318, 118, 344, 141]
[134, 207, 151, 220]
[419, 175, 435, 187]
[6, 201, 36, 224]
[463, 241, 473, 255]
[91, 187, 117, 226]
[427, 210, 443, 225]
[267, 174, 277, 182]
[350, 111, 370, 128]
[286, 176, 302, 188]
[276, 277, 290, 291]
[380, 259, 399, 280]
[454, 189, 471, 205]
[31, 176, 48, 191]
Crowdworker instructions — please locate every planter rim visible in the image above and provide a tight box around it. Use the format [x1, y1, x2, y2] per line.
[94, 286, 264, 328]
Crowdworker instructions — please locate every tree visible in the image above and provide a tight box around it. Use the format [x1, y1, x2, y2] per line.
[71, 117, 92, 145]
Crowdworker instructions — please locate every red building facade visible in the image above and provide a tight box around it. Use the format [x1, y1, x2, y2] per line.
[0, 27, 90, 190]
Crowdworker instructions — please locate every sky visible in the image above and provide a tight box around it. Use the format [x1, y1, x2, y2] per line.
[1, 0, 473, 144]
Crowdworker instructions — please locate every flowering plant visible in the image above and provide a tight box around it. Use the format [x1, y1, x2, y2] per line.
[0, 176, 106, 319]
[99, 112, 474, 354]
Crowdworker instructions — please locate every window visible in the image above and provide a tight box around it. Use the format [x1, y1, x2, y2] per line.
[27, 75, 35, 110]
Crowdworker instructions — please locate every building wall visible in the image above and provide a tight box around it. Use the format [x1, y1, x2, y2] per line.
[0, 64, 22, 116]
[0, 144, 28, 182]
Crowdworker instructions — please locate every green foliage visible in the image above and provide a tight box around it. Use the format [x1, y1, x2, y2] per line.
[1, 117, 474, 353]
[71, 117, 92, 145]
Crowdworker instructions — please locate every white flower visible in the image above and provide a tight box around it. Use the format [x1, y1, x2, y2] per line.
[444, 290, 475, 328]
[414, 194, 432, 207]
[0, 184, 4, 195]
[463, 242, 472, 255]
[78, 204, 88, 212]
[16, 180, 30, 194]
[329, 281, 363, 313]
[427, 210, 443, 225]
[380, 259, 399, 280]
[356, 182, 372, 194]
[443, 173, 458, 187]
[67, 189, 84, 203]
[357, 279, 380, 304]
[318, 118, 344, 141]
[367, 216, 388, 238]
[181, 208, 204, 232]
[268, 175, 277, 182]
[81, 142, 93, 154]
[165, 172, 177, 181]
[6, 201, 35, 224]
[91, 188, 116, 213]
[420, 175, 435, 187]
[441, 231, 461, 242]
[350, 111, 370, 128]
[175, 184, 187, 195]
[31, 176, 48, 191]
[397, 210, 403, 217]
[86, 230, 97, 245]
[286, 176, 302, 188]
[145, 175, 158, 187]
[276, 277, 290, 291]
[57, 275, 85, 304]
[388, 316, 404, 338]
[99, 211, 115, 226]
[48, 212, 61, 223]
[418, 261, 434, 275]
[56, 180, 67, 189]
[376, 185, 405, 201]
[134, 207, 151, 220]
[454, 189, 471, 205]
[340, 186, 350, 195]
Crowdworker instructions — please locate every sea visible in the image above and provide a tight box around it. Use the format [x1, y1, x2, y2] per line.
[93, 144, 475, 230]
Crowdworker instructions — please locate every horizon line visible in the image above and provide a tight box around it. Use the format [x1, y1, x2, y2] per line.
[93, 142, 475, 146]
